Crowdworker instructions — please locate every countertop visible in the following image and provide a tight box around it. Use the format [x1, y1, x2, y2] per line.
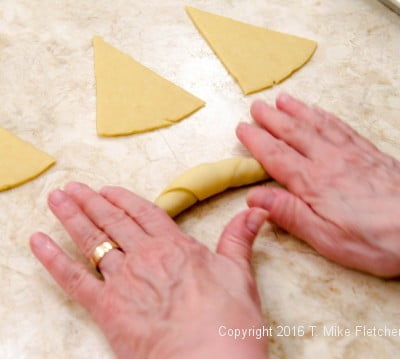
[0, 0, 399, 358]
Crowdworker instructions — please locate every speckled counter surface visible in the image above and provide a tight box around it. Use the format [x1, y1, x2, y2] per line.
[0, 0, 399, 358]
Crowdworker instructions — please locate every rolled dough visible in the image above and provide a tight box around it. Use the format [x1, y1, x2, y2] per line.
[0, 128, 55, 191]
[155, 157, 269, 217]
[185, 6, 317, 94]
[93, 36, 205, 136]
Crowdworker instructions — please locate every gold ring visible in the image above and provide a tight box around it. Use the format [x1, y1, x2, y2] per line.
[90, 239, 120, 271]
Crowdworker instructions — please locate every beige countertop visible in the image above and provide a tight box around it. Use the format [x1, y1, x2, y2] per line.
[0, 0, 399, 358]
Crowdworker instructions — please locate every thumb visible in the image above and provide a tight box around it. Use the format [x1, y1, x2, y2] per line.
[217, 208, 268, 264]
[247, 186, 332, 251]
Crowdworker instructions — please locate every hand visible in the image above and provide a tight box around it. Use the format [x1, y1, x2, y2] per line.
[30, 182, 268, 358]
[237, 93, 400, 277]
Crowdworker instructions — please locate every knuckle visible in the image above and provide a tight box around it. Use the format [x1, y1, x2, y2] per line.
[61, 202, 81, 221]
[224, 232, 249, 252]
[282, 118, 303, 136]
[136, 238, 187, 271]
[135, 202, 162, 220]
[83, 230, 109, 254]
[46, 250, 63, 273]
[65, 267, 88, 299]
[315, 116, 331, 133]
[100, 185, 114, 194]
[81, 193, 98, 211]
[342, 149, 365, 165]
[145, 239, 176, 256]
[339, 133, 354, 146]
[274, 195, 299, 230]
[288, 169, 314, 192]
[142, 202, 160, 214]
[316, 117, 355, 146]
[390, 157, 400, 169]
[101, 208, 127, 230]
[268, 140, 287, 157]
[101, 185, 123, 197]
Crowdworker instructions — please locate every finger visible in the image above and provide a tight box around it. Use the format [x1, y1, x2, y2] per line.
[48, 189, 125, 275]
[276, 92, 318, 127]
[312, 105, 368, 145]
[217, 208, 268, 265]
[100, 186, 181, 237]
[247, 186, 400, 277]
[277, 93, 353, 147]
[247, 186, 342, 255]
[250, 100, 327, 159]
[277, 94, 399, 170]
[315, 106, 400, 170]
[276, 93, 375, 152]
[236, 122, 313, 194]
[312, 105, 396, 168]
[64, 182, 147, 247]
[30, 232, 102, 310]
[312, 105, 394, 162]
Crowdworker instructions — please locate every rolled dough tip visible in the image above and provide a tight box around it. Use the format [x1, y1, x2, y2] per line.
[155, 157, 269, 217]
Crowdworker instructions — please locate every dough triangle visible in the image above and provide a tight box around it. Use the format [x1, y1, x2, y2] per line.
[93, 36, 205, 136]
[185, 7, 317, 94]
[0, 128, 55, 191]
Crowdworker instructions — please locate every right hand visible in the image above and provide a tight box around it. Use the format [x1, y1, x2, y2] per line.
[237, 93, 400, 277]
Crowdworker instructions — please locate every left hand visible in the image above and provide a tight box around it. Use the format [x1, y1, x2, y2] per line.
[30, 182, 268, 359]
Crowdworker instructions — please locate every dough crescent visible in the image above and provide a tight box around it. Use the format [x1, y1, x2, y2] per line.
[155, 157, 268, 217]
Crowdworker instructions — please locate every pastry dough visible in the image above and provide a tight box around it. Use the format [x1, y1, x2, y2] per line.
[93, 36, 205, 136]
[155, 157, 268, 217]
[185, 6, 317, 94]
[0, 128, 55, 191]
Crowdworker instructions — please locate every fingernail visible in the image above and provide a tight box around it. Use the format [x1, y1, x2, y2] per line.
[246, 208, 268, 234]
[31, 234, 56, 254]
[237, 122, 250, 129]
[49, 189, 67, 205]
[236, 122, 251, 134]
[252, 99, 266, 106]
[31, 233, 50, 249]
[251, 99, 268, 111]
[64, 182, 84, 194]
[278, 92, 292, 103]
[31, 234, 46, 249]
